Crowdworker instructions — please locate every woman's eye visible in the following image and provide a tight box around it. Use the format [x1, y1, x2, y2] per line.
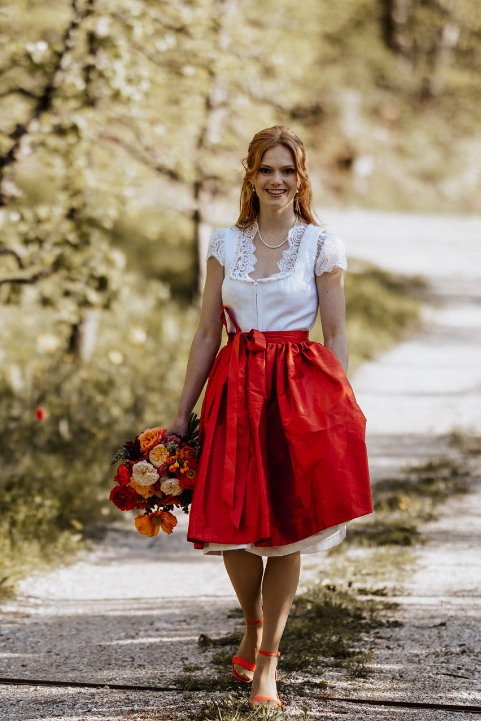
[259, 168, 270, 173]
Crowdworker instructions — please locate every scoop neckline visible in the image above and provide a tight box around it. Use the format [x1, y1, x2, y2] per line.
[231, 220, 310, 283]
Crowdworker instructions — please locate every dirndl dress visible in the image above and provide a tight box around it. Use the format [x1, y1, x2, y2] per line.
[187, 220, 372, 556]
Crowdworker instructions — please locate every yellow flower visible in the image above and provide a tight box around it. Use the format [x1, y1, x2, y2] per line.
[149, 444, 170, 468]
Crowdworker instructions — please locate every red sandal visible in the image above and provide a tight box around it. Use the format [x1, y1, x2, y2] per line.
[249, 649, 282, 708]
[231, 614, 263, 683]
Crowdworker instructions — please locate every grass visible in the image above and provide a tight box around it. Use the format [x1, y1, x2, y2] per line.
[176, 580, 393, 718]
[349, 457, 471, 547]
[344, 261, 426, 370]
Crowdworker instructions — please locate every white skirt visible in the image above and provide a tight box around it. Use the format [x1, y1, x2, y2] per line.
[202, 522, 348, 557]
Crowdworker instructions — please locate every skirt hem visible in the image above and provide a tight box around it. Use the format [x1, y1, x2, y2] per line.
[201, 522, 348, 557]
[188, 494, 373, 550]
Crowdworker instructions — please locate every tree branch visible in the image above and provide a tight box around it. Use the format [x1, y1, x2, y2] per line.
[97, 132, 183, 182]
[0, 87, 39, 100]
[0, 248, 26, 268]
[0, 266, 55, 287]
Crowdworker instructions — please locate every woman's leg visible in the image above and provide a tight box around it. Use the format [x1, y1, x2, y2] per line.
[223, 549, 264, 681]
[251, 551, 301, 702]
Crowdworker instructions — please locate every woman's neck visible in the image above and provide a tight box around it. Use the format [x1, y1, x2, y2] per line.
[256, 206, 297, 233]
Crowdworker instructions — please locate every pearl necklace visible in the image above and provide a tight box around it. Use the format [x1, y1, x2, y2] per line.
[256, 215, 298, 248]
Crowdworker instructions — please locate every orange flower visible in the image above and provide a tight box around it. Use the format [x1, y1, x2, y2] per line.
[138, 427, 166, 453]
[130, 478, 156, 498]
[134, 510, 178, 537]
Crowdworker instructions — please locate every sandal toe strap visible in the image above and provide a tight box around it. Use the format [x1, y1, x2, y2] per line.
[232, 656, 256, 672]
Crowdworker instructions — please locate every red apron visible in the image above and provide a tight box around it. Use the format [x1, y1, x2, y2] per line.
[187, 305, 372, 550]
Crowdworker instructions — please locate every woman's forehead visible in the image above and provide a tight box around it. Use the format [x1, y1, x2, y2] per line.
[260, 144, 295, 166]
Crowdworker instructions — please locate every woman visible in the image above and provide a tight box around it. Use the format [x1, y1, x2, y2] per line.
[166, 125, 372, 708]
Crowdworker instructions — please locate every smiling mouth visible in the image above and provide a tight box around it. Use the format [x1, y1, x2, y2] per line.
[265, 189, 287, 196]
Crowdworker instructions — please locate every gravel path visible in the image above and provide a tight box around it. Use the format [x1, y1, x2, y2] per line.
[1, 209, 481, 720]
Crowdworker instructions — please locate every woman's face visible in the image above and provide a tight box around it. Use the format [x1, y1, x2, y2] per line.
[253, 144, 299, 212]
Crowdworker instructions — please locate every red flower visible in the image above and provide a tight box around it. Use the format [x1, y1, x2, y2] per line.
[109, 485, 138, 511]
[178, 475, 196, 490]
[161, 494, 183, 505]
[114, 463, 131, 487]
[35, 407, 47, 421]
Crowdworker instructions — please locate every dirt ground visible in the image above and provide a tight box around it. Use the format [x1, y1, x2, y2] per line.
[1, 209, 481, 720]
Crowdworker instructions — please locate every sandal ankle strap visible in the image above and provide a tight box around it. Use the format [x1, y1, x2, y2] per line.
[258, 649, 280, 657]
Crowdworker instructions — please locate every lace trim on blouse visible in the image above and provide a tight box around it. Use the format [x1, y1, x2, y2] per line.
[314, 229, 348, 276]
[230, 219, 308, 282]
[205, 223, 347, 278]
[205, 227, 225, 266]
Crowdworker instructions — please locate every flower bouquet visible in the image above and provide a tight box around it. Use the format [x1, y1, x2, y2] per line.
[109, 412, 200, 537]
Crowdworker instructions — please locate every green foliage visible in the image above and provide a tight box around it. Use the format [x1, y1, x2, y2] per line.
[344, 262, 425, 368]
[1, 0, 481, 319]
[0, 273, 200, 592]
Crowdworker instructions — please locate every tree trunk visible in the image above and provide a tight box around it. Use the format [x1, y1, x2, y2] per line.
[383, 0, 413, 60]
[425, 22, 460, 98]
[194, 0, 237, 298]
[67, 307, 100, 362]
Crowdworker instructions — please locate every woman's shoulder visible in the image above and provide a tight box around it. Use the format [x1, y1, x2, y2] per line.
[205, 225, 241, 266]
[313, 225, 347, 276]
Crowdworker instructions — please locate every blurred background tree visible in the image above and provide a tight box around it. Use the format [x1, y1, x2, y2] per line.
[0, 0, 477, 588]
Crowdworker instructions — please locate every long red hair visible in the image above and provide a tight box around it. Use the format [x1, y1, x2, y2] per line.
[236, 126, 319, 229]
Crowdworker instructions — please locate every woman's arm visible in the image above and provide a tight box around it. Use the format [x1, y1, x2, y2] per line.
[166, 255, 225, 436]
[315, 266, 348, 374]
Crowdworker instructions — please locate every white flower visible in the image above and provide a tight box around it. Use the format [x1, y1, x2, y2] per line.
[160, 477, 183, 496]
[132, 460, 158, 486]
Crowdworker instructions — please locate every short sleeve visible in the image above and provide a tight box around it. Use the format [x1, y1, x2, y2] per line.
[205, 227, 225, 266]
[314, 229, 348, 276]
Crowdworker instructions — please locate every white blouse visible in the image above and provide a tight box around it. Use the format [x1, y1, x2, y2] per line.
[206, 219, 347, 334]
[203, 218, 349, 557]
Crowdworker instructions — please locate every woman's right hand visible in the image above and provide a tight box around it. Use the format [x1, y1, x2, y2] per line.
[165, 416, 189, 439]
